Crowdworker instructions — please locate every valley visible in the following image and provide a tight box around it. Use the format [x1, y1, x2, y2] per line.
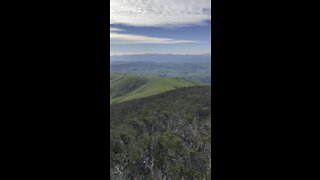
[110, 54, 211, 84]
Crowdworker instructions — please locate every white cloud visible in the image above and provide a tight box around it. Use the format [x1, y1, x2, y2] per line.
[110, 0, 211, 27]
[110, 32, 197, 44]
[110, 27, 124, 32]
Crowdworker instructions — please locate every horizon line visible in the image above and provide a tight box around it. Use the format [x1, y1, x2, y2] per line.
[110, 53, 211, 56]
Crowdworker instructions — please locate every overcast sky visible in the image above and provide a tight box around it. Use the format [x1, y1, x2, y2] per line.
[110, 0, 211, 55]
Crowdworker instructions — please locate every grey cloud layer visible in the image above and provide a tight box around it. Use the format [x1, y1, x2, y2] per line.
[110, 0, 211, 27]
[110, 0, 210, 44]
[110, 31, 197, 44]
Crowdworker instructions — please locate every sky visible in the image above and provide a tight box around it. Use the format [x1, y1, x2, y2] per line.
[110, 0, 211, 55]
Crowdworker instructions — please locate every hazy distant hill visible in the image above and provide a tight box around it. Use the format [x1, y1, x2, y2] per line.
[110, 73, 197, 104]
[110, 86, 211, 179]
[110, 54, 211, 84]
[110, 53, 211, 63]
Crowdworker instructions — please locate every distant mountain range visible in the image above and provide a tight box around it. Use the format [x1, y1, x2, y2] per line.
[110, 73, 197, 104]
[110, 54, 211, 84]
[110, 54, 211, 63]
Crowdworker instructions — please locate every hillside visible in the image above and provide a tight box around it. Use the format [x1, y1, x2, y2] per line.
[110, 74, 197, 104]
[110, 86, 211, 179]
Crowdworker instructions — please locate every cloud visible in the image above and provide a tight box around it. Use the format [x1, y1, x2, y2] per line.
[110, 27, 124, 32]
[110, 32, 197, 44]
[110, 0, 211, 27]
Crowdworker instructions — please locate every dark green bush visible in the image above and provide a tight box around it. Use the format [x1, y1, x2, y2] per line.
[110, 86, 211, 179]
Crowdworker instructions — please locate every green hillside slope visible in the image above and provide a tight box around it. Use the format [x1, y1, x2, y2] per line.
[110, 74, 197, 104]
[110, 86, 211, 179]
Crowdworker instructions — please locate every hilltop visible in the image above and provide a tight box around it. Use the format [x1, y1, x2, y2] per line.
[110, 73, 197, 104]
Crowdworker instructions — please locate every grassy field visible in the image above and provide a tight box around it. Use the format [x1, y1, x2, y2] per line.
[110, 73, 197, 104]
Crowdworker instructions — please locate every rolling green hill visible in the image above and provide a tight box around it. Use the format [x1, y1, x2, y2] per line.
[110, 86, 211, 179]
[110, 73, 197, 104]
